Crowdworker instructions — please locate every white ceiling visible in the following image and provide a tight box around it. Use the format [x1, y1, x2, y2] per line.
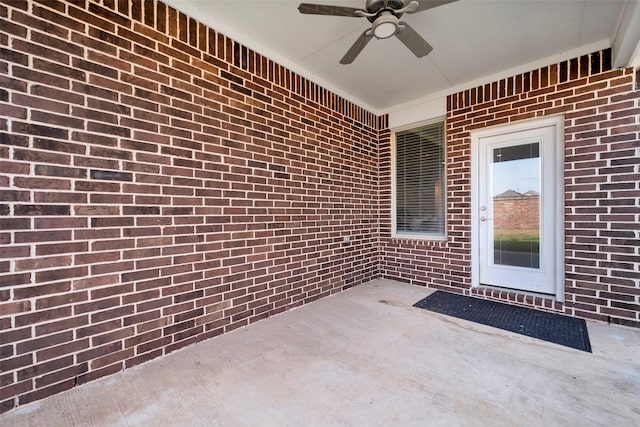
[164, 0, 640, 114]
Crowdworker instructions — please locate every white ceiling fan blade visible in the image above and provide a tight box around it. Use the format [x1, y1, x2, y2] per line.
[395, 22, 433, 57]
[298, 3, 365, 17]
[340, 29, 374, 64]
[409, 0, 458, 14]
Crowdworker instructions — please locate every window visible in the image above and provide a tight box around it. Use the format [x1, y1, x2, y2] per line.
[393, 121, 446, 238]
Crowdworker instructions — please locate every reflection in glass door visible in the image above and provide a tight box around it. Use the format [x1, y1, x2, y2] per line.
[491, 143, 540, 269]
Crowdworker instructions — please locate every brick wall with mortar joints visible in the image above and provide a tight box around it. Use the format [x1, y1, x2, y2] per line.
[493, 196, 539, 230]
[380, 49, 639, 327]
[1, 0, 639, 414]
[0, 0, 381, 412]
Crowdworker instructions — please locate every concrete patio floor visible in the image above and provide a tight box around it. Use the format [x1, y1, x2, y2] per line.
[3, 279, 640, 426]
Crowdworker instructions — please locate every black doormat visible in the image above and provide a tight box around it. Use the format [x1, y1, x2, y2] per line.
[414, 291, 591, 352]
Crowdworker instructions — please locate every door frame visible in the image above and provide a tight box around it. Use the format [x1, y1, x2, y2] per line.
[470, 116, 565, 302]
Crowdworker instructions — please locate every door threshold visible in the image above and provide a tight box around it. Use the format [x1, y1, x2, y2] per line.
[473, 284, 560, 303]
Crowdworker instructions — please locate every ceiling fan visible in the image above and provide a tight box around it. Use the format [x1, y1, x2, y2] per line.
[298, 0, 457, 64]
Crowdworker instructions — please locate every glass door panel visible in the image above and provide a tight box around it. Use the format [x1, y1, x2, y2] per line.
[491, 143, 541, 269]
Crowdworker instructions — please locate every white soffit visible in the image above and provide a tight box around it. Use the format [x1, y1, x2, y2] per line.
[388, 39, 611, 129]
[612, 0, 640, 68]
[161, 0, 375, 111]
[163, 0, 629, 116]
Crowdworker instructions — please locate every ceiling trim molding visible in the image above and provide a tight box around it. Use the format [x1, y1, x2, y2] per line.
[163, 1, 628, 119]
[386, 39, 611, 126]
[612, 0, 640, 68]
[162, 0, 380, 114]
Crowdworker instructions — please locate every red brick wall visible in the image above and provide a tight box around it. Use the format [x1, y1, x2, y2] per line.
[380, 49, 639, 328]
[1, 0, 639, 414]
[494, 195, 539, 230]
[0, 0, 381, 412]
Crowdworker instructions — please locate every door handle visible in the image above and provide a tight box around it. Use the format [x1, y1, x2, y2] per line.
[480, 216, 493, 222]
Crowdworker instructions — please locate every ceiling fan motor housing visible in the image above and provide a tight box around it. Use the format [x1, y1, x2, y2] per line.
[298, 0, 449, 63]
[365, 0, 405, 19]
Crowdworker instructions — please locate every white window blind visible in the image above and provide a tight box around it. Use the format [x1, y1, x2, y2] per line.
[395, 121, 446, 237]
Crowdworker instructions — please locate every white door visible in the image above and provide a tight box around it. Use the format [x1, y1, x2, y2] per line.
[475, 120, 562, 295]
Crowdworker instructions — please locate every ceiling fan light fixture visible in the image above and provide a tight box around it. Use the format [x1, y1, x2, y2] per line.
[298, 0, 458, 63]
[371, 13, 398, 39]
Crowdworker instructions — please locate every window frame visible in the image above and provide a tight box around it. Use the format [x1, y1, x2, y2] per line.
[391, 118, 448, 241]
